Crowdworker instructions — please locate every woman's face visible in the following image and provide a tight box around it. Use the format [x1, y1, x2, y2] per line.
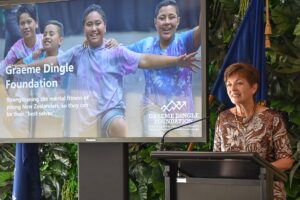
[84, 11, 106, 48]
[19, 13, 38, 41]
[225, 73, 258, 105]
[154, 5, 180, 43]
[43, 24, 62, 54]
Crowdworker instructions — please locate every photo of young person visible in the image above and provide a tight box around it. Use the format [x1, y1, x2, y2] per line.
[16, 20, 66, 138]
[0, 4, 43, 138]
[127, 0, 201, 136]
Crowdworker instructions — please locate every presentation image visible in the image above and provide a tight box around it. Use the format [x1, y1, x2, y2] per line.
[0, 0, 206, 142]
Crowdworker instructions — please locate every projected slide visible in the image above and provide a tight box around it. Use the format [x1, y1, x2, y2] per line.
[0, 0, 206, 142]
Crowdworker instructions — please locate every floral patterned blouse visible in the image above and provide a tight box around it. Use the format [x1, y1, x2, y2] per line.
[213, 108, 293, 200]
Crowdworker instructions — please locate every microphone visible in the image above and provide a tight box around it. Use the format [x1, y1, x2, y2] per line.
[159, 117, 209, 151]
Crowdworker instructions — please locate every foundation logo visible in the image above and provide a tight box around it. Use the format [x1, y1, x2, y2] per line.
[161, 101, 187, 112]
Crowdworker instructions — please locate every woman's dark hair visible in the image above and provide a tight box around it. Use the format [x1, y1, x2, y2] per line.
[45, 20, 64, 37]
[224, 63, 260, 87]
[154, 0, 179, 18]
[82, 4, 107, 25]
[17, 4, 38, 24]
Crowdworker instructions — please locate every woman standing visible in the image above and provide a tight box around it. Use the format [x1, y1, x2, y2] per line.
[213, 63, 294, 199]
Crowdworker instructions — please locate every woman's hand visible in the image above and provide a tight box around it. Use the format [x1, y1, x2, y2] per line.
[105, 38, 120, 48]
[82, 38, 120, 48]
[32, 48, 44, 59]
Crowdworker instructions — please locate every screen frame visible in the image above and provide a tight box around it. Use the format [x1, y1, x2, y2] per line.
[0, 0, 208, 143]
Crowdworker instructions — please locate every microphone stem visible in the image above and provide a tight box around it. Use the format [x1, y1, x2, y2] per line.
[160, 117, 208, 151]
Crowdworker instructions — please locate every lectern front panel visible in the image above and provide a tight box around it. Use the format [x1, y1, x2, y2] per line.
[177, 178, 260, 200]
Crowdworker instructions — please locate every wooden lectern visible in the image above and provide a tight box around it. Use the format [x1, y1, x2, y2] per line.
[151, 151, 287, 200]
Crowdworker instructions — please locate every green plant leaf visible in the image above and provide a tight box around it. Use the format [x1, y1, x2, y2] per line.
[220, 0, 239, 13]
[129, 178, 137, 193]
[294, 18, 300, 36]
[0, 171, 13, 187]
[291, 112, 300, 126]
[272, 5, 294, 34]
[290, 161, 300, 187]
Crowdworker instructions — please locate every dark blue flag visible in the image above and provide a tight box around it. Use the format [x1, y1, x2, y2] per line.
[210, 0, 267, 108]
[13, 143, 41, 200]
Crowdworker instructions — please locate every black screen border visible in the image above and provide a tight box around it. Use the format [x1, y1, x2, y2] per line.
[0, 0, 208, 143]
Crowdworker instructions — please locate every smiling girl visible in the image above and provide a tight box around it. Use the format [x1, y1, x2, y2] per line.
[0, 4, 43, 76]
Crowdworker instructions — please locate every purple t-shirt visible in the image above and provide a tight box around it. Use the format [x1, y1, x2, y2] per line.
[0, 34, 43, 76]
[58, 44, 141, 115]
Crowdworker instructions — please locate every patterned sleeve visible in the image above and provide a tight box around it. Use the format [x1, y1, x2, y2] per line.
[272, 113, 293, 160]
[118, 47, 141, 75]
[4, 47, 18, 66]
[179, 29, 196, 53]
[0, 48, 18, 76]
[57, 45, 79, 67]
[127, 39, 144, 53]
[213, 115, 222, 152]
[127, 37, 155, 53]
